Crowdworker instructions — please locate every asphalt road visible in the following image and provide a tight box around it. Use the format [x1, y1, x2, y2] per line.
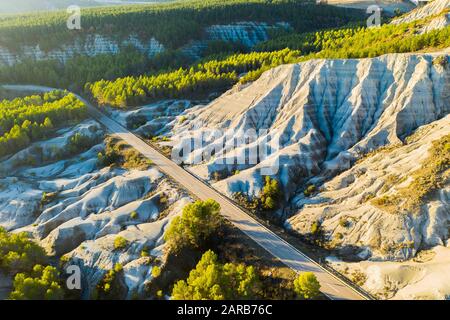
[3, 85, 369, 300]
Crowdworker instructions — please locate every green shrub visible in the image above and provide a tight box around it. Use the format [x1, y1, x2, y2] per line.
[113, 236, 128, 250]
[310, 221, 321, 235]
[172, 250, 261, 300]
[9, 264, 64, 300]
[164, 199, 222, 252]
[94, 263, 125, 300]
[433, 55, 448, 68]
[65, 133, 97, 156]
[151, 266, 161, 278]
[351, 270, 367, 286]
[40, 191, 58, 206]
[114, 263, 123, 273]
[293, 272, 321, 300]
[260, 176, 281, 210]
[0, 227, 47, 273]
[232, 191, 259, 213]
[339, 217, 350, 228]
[304, 184, 316, 197]
[130, 211, 138, 220]
[310, 221, 324, 245]
[179, 116, 188, 124]
[97, 149, 120, 167]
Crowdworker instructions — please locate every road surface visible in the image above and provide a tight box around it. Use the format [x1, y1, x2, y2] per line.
[3, 85, 369, 300]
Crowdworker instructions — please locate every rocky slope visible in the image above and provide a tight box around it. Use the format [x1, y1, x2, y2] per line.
[287, 115, 449, 261]
[327, 245, 450, 299]
[0, 119, 192, 298]
[166, 50, 449, 200]
[392, 0, 450, 34]
[392, 0, 449, 25]
[153, 50, 450, 301]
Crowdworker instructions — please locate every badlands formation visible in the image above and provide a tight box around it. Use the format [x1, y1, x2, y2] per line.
[0, 120, 192, 298]
[1, 51, 448, 300]
[158, 50, 449, 298]
[1, 0, 449, 300]
[1, 54, 449, 299]
[167, 50, 449, 198]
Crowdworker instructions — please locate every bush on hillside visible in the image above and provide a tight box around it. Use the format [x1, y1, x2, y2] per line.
[164, 199, 222, 252]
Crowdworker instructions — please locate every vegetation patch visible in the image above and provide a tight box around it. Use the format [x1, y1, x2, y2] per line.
[260, 176, 282, 211]
[171, 250, 261, 300]
[233, 176, 282, 215]
[164, 199, 223, 252]
[293, 272, 321, 300]
[371, 134, 450, 214]
[149, 199, 324, 300]
[0, 228, 68, 300]
[0, 91, 87, 158]
[84, 18, 450, 110]
[93, 263, 127, 300]
[350, 270, 367, 287]
[303, 184, 316, 197]
[0, 227, 48, 274]
[86, 49, 300, 107]
[258, 20, 450, 60]
[97, 136, 153, 170]
[9, 264, 64, 300]
[0, 0, 364, 50]
[113, 236, 128, 251]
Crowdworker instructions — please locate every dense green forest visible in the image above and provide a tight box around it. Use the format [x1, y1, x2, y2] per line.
[0, 48, 153, 91]
[86, 49, 301, 107]
[257, 20, 450, 59]
[0, 0, 366, 91]
[0, 91, 87, 158]
[86, 16, 450, 108]
[1, 1, 448, 111]
[0, 42, 248, 91]
[0, 227, 66, 300]
[0, 0, 364, 50]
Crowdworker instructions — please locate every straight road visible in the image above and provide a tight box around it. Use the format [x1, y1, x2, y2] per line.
[3, 85, 369, 300]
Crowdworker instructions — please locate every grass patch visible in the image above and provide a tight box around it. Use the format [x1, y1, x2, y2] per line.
[98, 136, 153, 170]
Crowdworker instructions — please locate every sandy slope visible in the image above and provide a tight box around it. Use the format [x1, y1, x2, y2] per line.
[328, 245, 450, 299]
